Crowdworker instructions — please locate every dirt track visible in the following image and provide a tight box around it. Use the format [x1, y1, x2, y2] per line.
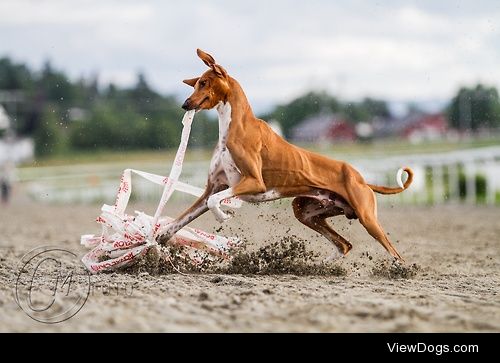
[1, 195, 499, 332]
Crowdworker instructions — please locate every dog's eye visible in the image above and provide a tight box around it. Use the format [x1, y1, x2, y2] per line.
[199, 80, 207, 87]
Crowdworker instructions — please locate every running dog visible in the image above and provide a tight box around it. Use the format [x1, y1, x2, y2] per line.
[158, 49, 413, 262]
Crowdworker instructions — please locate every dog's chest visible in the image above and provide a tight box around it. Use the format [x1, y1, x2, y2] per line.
[209, 102, 241, 186]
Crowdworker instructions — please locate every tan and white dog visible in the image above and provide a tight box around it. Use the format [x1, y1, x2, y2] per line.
[158, 49, 414, 262]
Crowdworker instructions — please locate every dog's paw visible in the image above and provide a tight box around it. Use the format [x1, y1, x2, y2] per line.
[157, 232, 173, 245]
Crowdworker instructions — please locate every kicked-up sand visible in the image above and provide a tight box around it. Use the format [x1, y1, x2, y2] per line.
[0, 193, 499, 332]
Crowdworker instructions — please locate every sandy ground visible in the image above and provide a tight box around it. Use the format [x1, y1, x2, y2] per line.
[0, 192, 499, 332]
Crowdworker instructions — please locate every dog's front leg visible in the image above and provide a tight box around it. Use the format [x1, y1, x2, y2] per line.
[207, 176, 267, 223]
[157, 187, 212, 245]
[207, 139, 267, 223]
[207, 142, 268, 222]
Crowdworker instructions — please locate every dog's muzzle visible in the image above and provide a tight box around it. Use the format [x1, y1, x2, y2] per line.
[182, 98, 192, 110]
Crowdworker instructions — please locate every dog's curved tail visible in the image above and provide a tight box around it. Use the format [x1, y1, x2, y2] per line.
[367, 167, 414, 195]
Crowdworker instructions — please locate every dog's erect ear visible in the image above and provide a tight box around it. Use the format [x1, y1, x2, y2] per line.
[212, 64, 228, 79]
[197, 48, 216, 67]
[196, 49, 228, 78]
[183, 77, 199, 87]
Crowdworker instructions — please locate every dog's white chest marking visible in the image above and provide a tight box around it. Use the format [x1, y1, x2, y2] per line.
[209, 102, 241, 186]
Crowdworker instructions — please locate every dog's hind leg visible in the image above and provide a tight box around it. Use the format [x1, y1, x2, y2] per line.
[292, 197, 352, 259]
[343, 175, 404, 262]
[359, 214, 404, 262]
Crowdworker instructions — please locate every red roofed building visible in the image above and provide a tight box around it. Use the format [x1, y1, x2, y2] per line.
[401, 113, 447, 143]
[291, 114, 356, 142]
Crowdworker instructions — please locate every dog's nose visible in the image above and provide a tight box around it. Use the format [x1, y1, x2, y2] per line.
[181, 99, 191, 110]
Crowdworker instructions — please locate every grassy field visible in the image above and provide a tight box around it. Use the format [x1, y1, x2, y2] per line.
[25, 137, 500, 167]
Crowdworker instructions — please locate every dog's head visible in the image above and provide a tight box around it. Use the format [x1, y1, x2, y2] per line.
[181, 49, 230, 111]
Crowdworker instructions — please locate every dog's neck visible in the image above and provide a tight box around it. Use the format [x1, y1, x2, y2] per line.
[215, 77, 257, 146]
[216, 101, 232, 142]
[224, 77, 255, 124]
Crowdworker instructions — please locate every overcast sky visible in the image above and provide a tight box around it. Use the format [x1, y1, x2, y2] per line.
[1, 0, 499, 113]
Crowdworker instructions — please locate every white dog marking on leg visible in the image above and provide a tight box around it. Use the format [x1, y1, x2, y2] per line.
[207, 188, 234, 223]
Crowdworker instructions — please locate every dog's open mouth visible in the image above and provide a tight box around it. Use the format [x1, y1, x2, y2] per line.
[195, 97, 209, 111]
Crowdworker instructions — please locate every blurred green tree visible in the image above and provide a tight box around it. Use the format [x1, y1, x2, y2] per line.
[70, 105, 144, 150]
[261, 92, 391, 136]
[342, 98, 391, 123]
[448, 84, 500, 130]
[262, 91, 341, 137]
[1, 58, 213, 155]
[37, 61, 76, 106]
[34, 107, 68, 156]
[0, 57, 34, 90]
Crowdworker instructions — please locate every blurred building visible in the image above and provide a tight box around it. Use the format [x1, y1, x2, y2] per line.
[0, 104, 34, 163]
[68, 107, 89, 122]
[291, 114, 355, 142]
[0, 137, 34, 164]
[401, 113, 448, 143]
[372, 112, 448, 143]
[0, 105, 10, 130]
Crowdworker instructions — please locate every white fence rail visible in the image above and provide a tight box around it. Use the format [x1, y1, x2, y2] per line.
[20, 161, 209, 205]
[352, 146, 500, 205]
[19, 146, 500, 206]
